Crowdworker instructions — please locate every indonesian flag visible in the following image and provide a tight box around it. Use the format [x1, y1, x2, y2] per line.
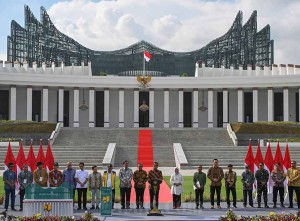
[16, 141, 26, 175]
[27, 140, 36, 172]
[283, 142, 291, 192]
[36, 139, 46, 168]
[144, 50, 152, 62]
[4, 142, 16, 171]
[264, 141, 274, 193]
[273, 142, 284, 169]
[254, 140, 264, 193]
[245, 139, 255, 172]
[45, 140, 55, 173]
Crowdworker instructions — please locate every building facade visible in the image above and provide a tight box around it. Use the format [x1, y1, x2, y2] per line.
[0, 61, 299, 128]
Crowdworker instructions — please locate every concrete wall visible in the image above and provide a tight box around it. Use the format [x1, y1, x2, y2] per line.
[79, 88, 89, 127]
[258, 90, 268, 121]
[16, 87, 27, 120]
[169, 90, 179, 127]
[154, 90, 164, 128]
[124, 90, 134, 128]
[198, 90, 208, 128]
[48, 88, 58, 123]
[229, 90, 238, 123]
[109, 89, 119, 128]
[69, 89, 74, 127]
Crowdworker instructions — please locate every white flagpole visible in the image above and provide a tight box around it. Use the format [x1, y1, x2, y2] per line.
[143, 51, 145, 76]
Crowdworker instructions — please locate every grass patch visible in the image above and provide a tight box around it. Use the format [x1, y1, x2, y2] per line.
[0, 121, 56, 133]
[232, 122, 300, 134]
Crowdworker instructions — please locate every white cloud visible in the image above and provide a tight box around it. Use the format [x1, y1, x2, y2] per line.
[0, 54, 6, 61]
[47, 0, 300, 64]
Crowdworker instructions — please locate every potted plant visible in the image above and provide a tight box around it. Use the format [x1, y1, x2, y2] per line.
[0, 194, 4, 205]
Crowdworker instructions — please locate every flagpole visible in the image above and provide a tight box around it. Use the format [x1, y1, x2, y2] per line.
[143, 51, 145, 76]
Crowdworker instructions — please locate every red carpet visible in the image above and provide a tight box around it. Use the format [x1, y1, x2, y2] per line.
[130, 130, 172, 203]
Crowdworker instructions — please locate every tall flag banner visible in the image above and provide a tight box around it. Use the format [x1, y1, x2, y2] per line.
[45, 140, 55, 173]
[273, 142, 284, 169]
[245, 139, 255, 172]
[254, 140, 264, 193]
[4, 142, 16, 171]
[283, 141, 291, 197]
[36, 139, 46, 168]
[264, 141, 274, 193]
[27, 140, 36, 172]
[144, 51, 152, 62]
[16, 140, 26, 175]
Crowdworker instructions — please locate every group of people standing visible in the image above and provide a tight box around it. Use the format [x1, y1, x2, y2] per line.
[3, 158, 300, 212]
[192, 159, 300, 209]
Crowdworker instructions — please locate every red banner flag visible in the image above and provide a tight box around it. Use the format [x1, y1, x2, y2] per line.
[45, 140, 55, 173]
[4, 141, 16, 171]
[283, 142, 291, 172]
[245, 139, 255, 172]
[36, 139, 46, 168]
[26, 140, 36, 172]
[273, 142, 284, 169]
[16, 140, 26, 174]
[264, 141, 274, 193]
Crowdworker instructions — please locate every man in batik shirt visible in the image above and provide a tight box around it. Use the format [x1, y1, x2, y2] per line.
[148, 162, 163, 210]
[119, 160, 133, 209]
[89, 165, 102, 209]
[49, 162, 63, 187]
[133, 163, 147, 209]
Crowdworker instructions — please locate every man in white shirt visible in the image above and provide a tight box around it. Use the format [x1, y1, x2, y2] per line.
[75, 162, 89, 210]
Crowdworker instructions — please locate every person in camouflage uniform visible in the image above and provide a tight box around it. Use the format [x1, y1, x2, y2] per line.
[255, 162, 269, 208]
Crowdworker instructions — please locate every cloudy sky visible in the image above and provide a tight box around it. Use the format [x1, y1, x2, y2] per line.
[0, 0, 299, 64]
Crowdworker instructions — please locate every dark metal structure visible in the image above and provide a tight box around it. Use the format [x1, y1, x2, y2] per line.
[7, 5, 274, 76]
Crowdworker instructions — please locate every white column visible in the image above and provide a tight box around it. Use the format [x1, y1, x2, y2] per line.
[149, 89, 154, 128]
[9, 86, 16, 120]
[283, 88, 289, 121]
[208, 89, 214, 127]
[42, 87, 48, 122]
[119, 89, 124, 127]
[58, 88, 64, 125]
[73, 88, 79, 127]
[268, 88, 274, 122]
[178, 89, 184, 128]
[104, 89, 110, 127]
[134, 89, 139, 128]
[164, 89, 169, 128]
[253, 88, 258, 122]
[89, 88, 95, 127]
[27, 87, 32, 121]
[192, 89, 198, 128]
[223, 89, 228, 127]
[237, 89, 244, 123]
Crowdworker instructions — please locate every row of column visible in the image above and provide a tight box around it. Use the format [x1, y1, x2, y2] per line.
[8, 87, 297, 127]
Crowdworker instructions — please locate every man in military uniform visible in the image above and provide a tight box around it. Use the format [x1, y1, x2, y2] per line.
[225, 164, 237, 208]
[133, 163, 148, 209]
[207, 159, 224, 209]
[255, 162, 269, 208]
[271, 163, 286, 208]
[241, 165, 255, 208]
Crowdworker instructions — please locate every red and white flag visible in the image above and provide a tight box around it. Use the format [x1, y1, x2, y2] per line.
[4, 142, 16, 171]
[16, 141, 26, 175]
[273, 142, 284, 169]
[27, 140, 36, 172]
[245, 139, 255, 172]
[144, 50, 152, 62]
[45, 140, 55, 173]
[264, 141, 274, 193]
[36, 139, 46, 168]
[254, 140, 264, 193]
[283, 142, 291, 173]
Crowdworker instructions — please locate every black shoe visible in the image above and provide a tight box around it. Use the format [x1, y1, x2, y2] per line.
[280, 203, 285, 208]
[96, 206, 99, 210]
[195, 205, 199, 209]
[243, 205, 247, 208]
[265, 205, 269, 208]
[250, 205, 254, 208]
[227, 205, 230, 209]
[136, 206, 139, 209]
[77, 207, 81, 210]
[273, 204, 276, 208]
[11, 208, 17, 211]
[126, 205, 130, 209]
[257, 205, 261, 208]
[90, 206, 95, 210]
[19, 208, 23, 211]
[288, 205, 293, 208]
[200, 205, 204, 209]
[233, 205, 237, 208]
[121, 206, 125, 209]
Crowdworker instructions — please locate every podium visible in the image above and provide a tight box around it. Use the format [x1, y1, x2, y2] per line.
[23, 184, 74, 216]
[100, 187, 112, 216]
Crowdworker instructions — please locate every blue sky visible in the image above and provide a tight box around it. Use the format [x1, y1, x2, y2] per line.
[0, 0, 299, 64]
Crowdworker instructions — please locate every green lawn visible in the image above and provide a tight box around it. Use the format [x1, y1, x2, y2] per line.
[0, 176, 244, 202]
[164, 176, 244, 202]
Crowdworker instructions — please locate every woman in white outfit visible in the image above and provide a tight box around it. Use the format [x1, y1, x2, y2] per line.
[170, 167, 184, 209]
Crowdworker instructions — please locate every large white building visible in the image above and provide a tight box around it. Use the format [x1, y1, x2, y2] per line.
[0, 61, 299, 128]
